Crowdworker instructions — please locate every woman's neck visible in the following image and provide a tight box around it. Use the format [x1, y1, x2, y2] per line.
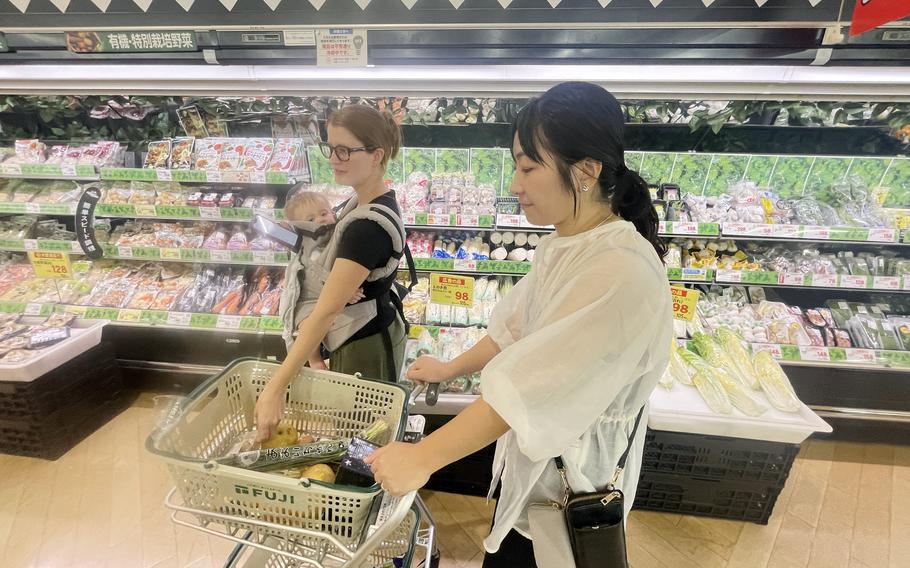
[555, 204, 617, 237]
[353, 172, 388, 204]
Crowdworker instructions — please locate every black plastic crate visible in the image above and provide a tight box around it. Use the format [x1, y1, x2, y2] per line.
[0, 342, 131, 460]
[642, 428, 800, 485]
[633, 472, 782, 524]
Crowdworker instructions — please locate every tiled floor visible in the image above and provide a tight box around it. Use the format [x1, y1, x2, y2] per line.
[0, 394, 906, 567]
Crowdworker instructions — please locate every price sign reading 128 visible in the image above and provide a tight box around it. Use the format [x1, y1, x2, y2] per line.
[671, 285, 700, 322]
[430, 273, 474, 307]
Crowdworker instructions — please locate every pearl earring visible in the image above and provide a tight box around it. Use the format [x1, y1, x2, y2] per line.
[581, 184, 590, 192]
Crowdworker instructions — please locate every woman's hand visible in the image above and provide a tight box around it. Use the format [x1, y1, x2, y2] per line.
[347, 288, 365, 305]
[365, 442, 432, 497]
[406, 356, 453, 385]
[254, 384, 286, 443]
[308, 358, 328, 371]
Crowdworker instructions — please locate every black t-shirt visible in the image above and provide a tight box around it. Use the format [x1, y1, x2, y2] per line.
[335, 191, 400, 343]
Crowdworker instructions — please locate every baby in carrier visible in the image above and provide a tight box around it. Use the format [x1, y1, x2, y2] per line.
[278, 191, 364, 369]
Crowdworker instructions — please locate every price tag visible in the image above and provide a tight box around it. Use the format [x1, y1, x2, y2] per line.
[845, 348, 876, 363]
[658, 221, 668, 233]
[206, 171, 223, 183]
[839, 275, 869, 289]
[716, 270, 742, 283]
[156, 169, 172, 181]
[799, 346, 830, 362]
[167, 312, 192, 326]
[752, 343, 783, 359]
[904, 275, 910, 291]
[117, 246, 134, 258]
[199, 206, 220, 219]
[250, 171, 267, 184]
[427, 214, 450, 226]
[873, 276, 901, 291]
[772, 224, 801, 238]
[25, 203, 41, 214]
[61, 163, 77, 177]
[497, 214, 521, 227]
[459, 214, 479, 227]
[23, 239, 38, 251]
[252, 250, 274, 264]
[161, 248, 181, 260]
[673, 222, 698, 235]
[24, 303, 44, 316]
[779, 273, 806, 286]
[722, 222, 749, 235]
[671, 286, 700, 322]
[70, 241, 83, 254]
[753, 224, 774, 237]
[401, 212, 417, 225]
[429, 273, 474, 307]
[812, 274, 838, 288]
[868, 228, 897, 243]
[117, 309, 142, 322]
[216, 315, 243, 330]
[1, 164, 22, 175]
[211, 249, 231, 262]
[27, 251, 72, 279]
[802, 226, 830, 240]
[681, 268, 708, 282]
[135, 204, 157, 217]
[454, 259, 477, 272]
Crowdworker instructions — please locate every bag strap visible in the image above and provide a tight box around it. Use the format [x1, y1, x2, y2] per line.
[554, 405, 646, 501]
[402, 243, 418, 293]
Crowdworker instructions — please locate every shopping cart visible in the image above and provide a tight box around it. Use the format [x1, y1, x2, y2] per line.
[146, 358, 439, 568]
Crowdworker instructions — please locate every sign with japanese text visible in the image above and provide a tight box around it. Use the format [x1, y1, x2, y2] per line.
[66, 31, 197, 53]
[429, 274, 474, 307]
[28, 251, 72, 279]
[75, 186, 104, 259]
[315, 29, 368, 67]
[671, 286, 700, 322]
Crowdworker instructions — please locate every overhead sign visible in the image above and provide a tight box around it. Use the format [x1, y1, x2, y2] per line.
[316, 29, 368, 67]
[850, 0, 910, 36]
[66, 31, 197, 53]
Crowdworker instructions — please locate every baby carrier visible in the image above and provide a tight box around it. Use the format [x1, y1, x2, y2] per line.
[278, 196, 417, 358]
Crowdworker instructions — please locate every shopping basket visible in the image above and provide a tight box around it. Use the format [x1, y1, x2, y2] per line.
[146, 358, 425, 567]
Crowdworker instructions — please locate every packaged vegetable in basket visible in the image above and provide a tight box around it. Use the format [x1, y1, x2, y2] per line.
[691, 368, 733, 415]
[691, 332, 754, 391]
[752, 351, 801, 413]
[713, 367, 767, 417]
[666, 342, 694, 386]
[715, 327, 760, 390]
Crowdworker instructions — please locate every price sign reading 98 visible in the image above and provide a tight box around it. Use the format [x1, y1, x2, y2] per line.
[671, 285, 700, 322]
[430, 273, 475, 307]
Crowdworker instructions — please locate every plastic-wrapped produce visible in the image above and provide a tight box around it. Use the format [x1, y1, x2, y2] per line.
[715, 328, 760, 390]
[752, 351, 801, 412]
[714, 368, 767, 416]
[691, 332, 754, 391]
[692, 368, 733, 415]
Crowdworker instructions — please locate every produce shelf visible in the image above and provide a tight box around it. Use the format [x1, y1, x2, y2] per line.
[94, 203, 285, 221]
[99, 244, 290, 266]
[0, 163, 99, 180]
[0, 203, 78, 215]
[100, 167, 305, 185]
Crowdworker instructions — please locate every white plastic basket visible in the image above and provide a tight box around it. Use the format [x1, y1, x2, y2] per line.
[147, 358, 413, 563]
[0, 318, 107, 382]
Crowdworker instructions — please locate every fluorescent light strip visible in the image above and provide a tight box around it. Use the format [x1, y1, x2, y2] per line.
[0, 64, 909, 100]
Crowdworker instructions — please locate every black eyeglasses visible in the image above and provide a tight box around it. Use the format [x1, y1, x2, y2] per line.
[318, 142, 375, 162]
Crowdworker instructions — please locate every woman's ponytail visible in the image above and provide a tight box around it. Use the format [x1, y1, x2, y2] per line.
[602, 165, 667, 261]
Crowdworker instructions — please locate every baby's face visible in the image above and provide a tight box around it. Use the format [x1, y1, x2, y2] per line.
[290, 203, 336, 226]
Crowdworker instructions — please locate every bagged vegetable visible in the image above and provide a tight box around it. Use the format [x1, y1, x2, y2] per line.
[715, 327, 760, 390]
[691, 332, 754, 391]
[752, 351, 801, 413]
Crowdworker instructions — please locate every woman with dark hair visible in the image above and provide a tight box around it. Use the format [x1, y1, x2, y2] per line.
[367, 82, 672, 565]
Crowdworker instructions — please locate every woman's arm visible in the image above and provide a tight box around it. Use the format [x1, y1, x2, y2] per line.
[256, 258, 369, 441]
[366, 397, 509, 496]
[407, 335, 502, 384]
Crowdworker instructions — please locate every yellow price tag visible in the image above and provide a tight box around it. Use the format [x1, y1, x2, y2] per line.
[27, 251, 72, 279]
[429, 273, 474, 307]
[671, 286, 700, 322]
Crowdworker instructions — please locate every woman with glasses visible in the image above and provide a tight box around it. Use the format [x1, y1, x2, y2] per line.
[255, 105, 408, 443]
